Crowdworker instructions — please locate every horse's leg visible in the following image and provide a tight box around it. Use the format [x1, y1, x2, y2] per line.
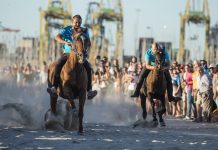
[68, 99, 76, 109]
[140, 93, 147, 120]
[62, 83, 76, 109]
[158, 96, 166, 126]
[50, 94, 58, 114]
[63, 87, 75, 98]
[78, 89, 86, 134]
[148, 94, 157, 121]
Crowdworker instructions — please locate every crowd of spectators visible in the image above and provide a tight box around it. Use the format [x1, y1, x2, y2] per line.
[0, 61, 48, 87]
[92, 56, 218, 122]
[1, 57, 218, 122]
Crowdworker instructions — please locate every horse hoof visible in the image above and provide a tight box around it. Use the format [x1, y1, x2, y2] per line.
[88, 90, 97, 100]
[47, 88, 58, 97]
[133, 119, 143, 128]
[152, 120, 158, 127]
[78, 131, 84, 136]
[159, 121, 166, 127]
[142, 112, 147, 120]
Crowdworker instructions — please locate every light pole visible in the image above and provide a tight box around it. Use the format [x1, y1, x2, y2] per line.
[162, 25, 167, 41]
[134, 9, 141, 57]
[146, 26, 152, 37]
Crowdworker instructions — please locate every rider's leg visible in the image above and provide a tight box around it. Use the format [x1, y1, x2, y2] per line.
[83, 60, 97, 99]
[83, 60, 92, 91]
[131, 68, 150, 98]
[50, 54, 69, 94]
[164, 70, 181, 102]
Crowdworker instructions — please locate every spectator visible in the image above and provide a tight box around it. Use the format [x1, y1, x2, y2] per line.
[192, 61, 202, 122]
[209, 63, 217, 77]
[183, 64, 196, 120]
[171, 67, 182, 117]
[212, 65, 218, 109]
[197, 66, 214, 122]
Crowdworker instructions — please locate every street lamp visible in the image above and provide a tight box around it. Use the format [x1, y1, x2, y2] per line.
[162, 25, 167, 41]
[146, 26, 152, 37]
[134, 9, 141, 56]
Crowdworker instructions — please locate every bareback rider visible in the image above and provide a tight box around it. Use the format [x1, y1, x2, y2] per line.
[131, 42, 181, 102]
[48, 14, 97, 99]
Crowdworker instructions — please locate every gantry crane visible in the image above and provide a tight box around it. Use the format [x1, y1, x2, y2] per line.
[85, 0, 123, 66]
[39, 0, 72, 65]
[177, 0, 210, 63]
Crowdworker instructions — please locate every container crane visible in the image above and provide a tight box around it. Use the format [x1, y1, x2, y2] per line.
[39, 0, 72, 65]
[85, 0, 123, 66]
[177, 0, 210, 63]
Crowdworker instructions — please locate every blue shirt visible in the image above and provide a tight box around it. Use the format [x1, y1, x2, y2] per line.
[144, 48, 170, 66]
[172, 74, 181, 86]
[59, 25, 90, 53]
[172, 74, 182, 97]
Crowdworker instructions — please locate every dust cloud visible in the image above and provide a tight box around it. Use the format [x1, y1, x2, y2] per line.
[0, 79, 141, 128]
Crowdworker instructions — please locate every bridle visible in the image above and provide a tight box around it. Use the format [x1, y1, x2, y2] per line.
[155, 50, 165, 70]
[71, 34, 86, 63]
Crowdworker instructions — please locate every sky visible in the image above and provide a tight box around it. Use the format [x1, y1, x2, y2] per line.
[0, 0, 218, 57]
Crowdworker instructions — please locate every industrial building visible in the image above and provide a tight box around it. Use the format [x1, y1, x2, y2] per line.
[16, 37, 39, 64]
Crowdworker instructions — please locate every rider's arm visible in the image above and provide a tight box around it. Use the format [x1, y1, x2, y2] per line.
[55, 34, 71, 46]
[145, 61, 155, 71]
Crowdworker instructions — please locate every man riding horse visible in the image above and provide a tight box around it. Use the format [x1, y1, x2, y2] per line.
[131, 42, 181, 102]
[47, 15, 97, 99]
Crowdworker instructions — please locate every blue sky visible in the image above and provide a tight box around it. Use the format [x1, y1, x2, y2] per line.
[0, 0, 218, 57]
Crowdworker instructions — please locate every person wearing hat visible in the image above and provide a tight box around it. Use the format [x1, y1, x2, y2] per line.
[209, 63, 217, 77]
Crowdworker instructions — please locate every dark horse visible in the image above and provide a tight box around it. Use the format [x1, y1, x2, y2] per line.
[140, 47, 167, 127]
[47, 33, 87, 133]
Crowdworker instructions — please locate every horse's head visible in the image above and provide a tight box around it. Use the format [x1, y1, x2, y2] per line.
[71, 33, 87, 63]
[155, 44, 165, 70]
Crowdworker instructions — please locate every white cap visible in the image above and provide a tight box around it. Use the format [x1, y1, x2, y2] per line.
[209, 63, 216, 68]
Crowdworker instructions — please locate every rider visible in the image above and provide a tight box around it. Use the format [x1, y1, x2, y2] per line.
[48, 14, 97, 99]
[131, 42, 181, 102]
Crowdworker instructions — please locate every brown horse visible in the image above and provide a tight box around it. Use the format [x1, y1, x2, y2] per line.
[141, 47, 167, 127]
[47, 33, 87, 133]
